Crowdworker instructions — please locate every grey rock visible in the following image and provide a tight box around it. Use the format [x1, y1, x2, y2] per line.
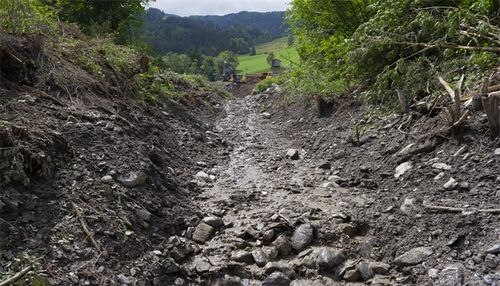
[116, 172, 147, 187]
[495, 148, 500, 155]
[263, 246, 279, 261]
[318, 161, 331, 170]
[262, 272, 291, 286]
[252, 249, 268, 267]
[328, 175, 347, 184]
[400, 197, 418, 216]
[369, 262, 391, 275]
[170, 247, 186, 262]
[136, 209, 151, 222]
[245, 227, 261, 240]
[434, 172, 445, 181]
[174, 278, 185, 285]
[286, 149, 300, 160]
[101, 175, 113, 183]
[432, 163, 452, 171]
[394, 247, 433, 266]
[222, 275, 242, 286]
[485, 254, 499, 269]
[202, 216, 224, 228]
[486, 244, 500, 254]
[195, 171, 213, 183]
[194, 257, 211, 273]
[290, 223, 314, 251]
[262, 229, 275, 242]
[343, 269, 360, 282]
[457, 181, 470, 191]
[437, 264, 464, 286]
[262, 112, 272, 119]
[117, 274, 131, 285]
[394, 162, 412, 178]
[317, 248, 345, 269]
[273, 235, 292, 257]
[357, 261, 374, 281]
[192, 222, 215, 243]
[443, 178, 458, 190]
[231, 250, 254, 264]
[163, 258, 180, 274]
[484, 273, 500, 285]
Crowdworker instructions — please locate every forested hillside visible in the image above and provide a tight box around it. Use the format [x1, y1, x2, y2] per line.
[192, 11, 286, 37]
[144, 8, 285, 56]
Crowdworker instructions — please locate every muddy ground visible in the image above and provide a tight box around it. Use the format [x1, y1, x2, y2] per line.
[1, 33, 500, 286]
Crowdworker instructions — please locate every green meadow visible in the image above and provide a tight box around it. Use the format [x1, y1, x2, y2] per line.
[237, 37, 300, 75]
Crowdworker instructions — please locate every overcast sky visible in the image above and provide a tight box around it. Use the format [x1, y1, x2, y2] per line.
[148, 0, 288, 16]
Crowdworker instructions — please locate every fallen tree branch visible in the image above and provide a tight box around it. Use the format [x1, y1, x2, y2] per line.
[424, 203, 500, 214]
[36, 91, 65, 107]
[0, 257, 42, 286]
[72, 202, 101, 253]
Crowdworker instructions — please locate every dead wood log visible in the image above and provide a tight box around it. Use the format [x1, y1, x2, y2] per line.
[438, 75, 467, 139]
[472, 77, 489, 111]
[424, 203, 500, 214]
[0, 258, 42, 286]
[72, 202, 101, 253]
[482, 93, 500, 137]
[462, 84, 500, 101]
[396, 89, 408, 114]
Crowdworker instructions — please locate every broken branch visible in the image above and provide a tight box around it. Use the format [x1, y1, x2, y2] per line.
[72, 202, 101, 253]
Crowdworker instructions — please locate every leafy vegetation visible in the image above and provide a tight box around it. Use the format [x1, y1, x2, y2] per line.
[288, 0, 500, 107]
[0, 0, 56, 34]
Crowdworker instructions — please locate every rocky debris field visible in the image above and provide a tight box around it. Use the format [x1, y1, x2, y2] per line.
[1, 48, 500, 285]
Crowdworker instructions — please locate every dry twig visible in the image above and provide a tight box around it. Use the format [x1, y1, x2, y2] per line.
[72, 202, 102, 253]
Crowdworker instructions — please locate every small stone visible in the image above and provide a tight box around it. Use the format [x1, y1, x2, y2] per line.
[495, 148, 500, 155]
[252, 249, 268, 267]
[152, 250, 162, 256]
[343, 269, 360, 282]
[357, 261, 374, 281]
[262, 229, 275, 242]
[290, 223, 314, 251]
[170, 247, 186, 262]
[394, 247, 433, 266]
[68, 272, 79, 284]
[273, 235, 292, 257]
[174, 278, 185, 285]
[428, 268, 439, 279]
[486, 244, 500, 254]
[434, 172, 445, 181]
[194, 257, 211, 273]
[443, 178, 458, 190]
[457, 181, 470, 191]
[231, 250, 254, 264]
[195, 171, 213, 183]
[263, 247, 279, 261]
[163, 258, 180, 274]
[328, 175, 347, 183]
[286, 149, 300, 160]
[485, 254, 499, 269]
[453, 146, 468, 157]
[369, 262, 391, 275]
[192, 222, 215, 243]
[318, 161, 331, 170]
[196, 161, 207, 167]
[262, 271, 291, 286]
[202, 216, 224, 228]
[437, 264, 464, 286]
[394, 162, 412, 178]
[484, 273, 500, 285]
[117, 274, 130, 284]
[262, 112, 272, 119]
[339, 224, 355, 237]
[432, 163, 452, 171]
[317, 248, 345, 269]
[136, 209, 152, 222]
[101, 175, 113, 183]
[400, 197, 418, 216]
[116, 172, 147, 187]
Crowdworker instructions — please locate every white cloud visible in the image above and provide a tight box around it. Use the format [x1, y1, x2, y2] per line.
[148, 0, 288, 16]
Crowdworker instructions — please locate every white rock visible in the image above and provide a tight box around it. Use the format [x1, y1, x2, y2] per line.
[101, 175, 113, 183]
[432, 163, 452, 171]
[495, 148, 500, 155]
[400, 197, 418, 216]
[195, 171, 213, 183]
[434, 172, 445, 181]
[443, 178, 458, 190]
[395, 162, 412, 178]
[321, 182, 340, 188]
[262, 112, 272, 119]
[328, 175, 347, 183]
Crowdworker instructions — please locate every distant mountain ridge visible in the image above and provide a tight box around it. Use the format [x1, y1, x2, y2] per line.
[143, 8, 287, 56]
[191, 11, 286, 37]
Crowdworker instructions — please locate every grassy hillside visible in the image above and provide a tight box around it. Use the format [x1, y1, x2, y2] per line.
[237, 37, 300, 75]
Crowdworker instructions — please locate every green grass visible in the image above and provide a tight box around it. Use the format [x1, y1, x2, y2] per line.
[237, 37, 300, 75]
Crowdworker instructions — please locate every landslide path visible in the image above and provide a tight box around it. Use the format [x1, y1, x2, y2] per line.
[183, 85, 500, 286]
